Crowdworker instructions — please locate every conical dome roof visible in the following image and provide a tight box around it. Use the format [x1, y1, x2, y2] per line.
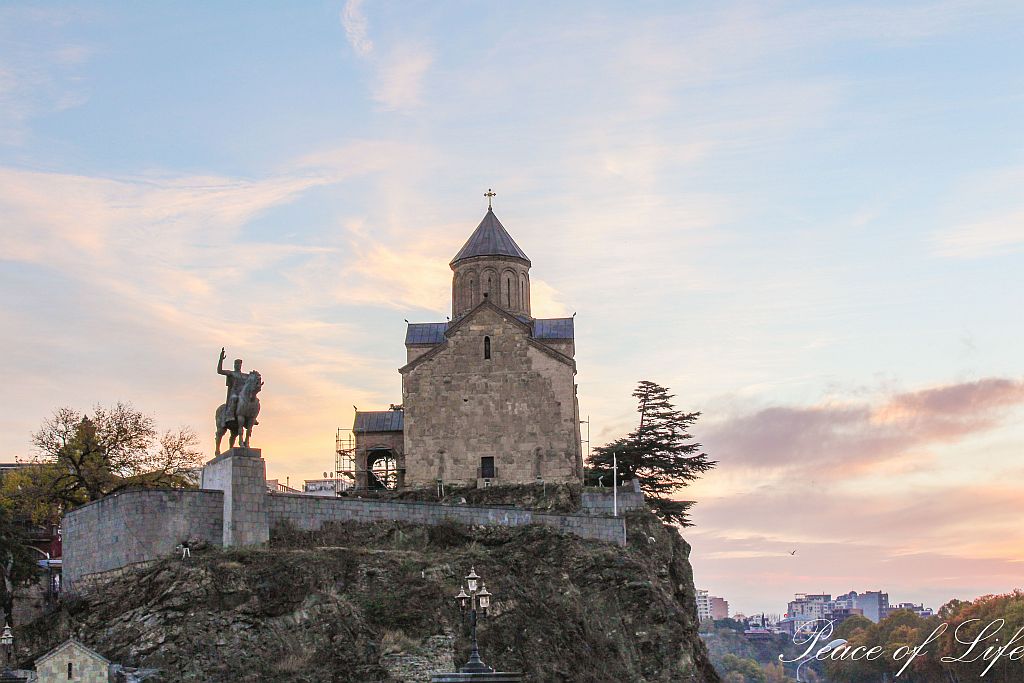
[450, 208, 531, 266]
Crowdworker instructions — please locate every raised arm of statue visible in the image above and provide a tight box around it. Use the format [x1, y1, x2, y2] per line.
[217, 347, 228, 376]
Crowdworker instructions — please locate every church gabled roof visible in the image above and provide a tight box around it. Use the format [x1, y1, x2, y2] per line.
[450, 209, 531, 266]
[353, 410, 404, 433]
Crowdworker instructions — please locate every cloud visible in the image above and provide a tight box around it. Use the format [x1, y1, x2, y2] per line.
[341, 0, 374, 57]
[371, 49, 433, 111]
[932, 209, 1024, 258]
[702, 378, 1024, 474]
[338, 0, 432, 112]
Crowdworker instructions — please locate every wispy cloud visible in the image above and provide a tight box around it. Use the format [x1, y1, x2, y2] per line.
[341, 0, 374, 57]
[338, 0, 432, 112]
[932, 209, 1024, 258]
[372, 48, 433, 111]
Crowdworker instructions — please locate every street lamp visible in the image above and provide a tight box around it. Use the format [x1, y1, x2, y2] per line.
[454, 567, 494, 674]
[795, 638, 847, 682]
[0, 623, 14, 675]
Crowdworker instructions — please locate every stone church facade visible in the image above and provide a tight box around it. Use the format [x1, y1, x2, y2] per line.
[353, 205, 583, 488]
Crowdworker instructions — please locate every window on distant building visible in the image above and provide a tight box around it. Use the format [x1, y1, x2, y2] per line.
[67, 662, 73, 679]
[484, 336, 491, 359]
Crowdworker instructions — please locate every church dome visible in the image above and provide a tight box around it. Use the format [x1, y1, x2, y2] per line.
[450, 208, 531, 266]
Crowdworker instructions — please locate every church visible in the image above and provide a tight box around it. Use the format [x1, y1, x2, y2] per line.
[351, 198, 584, 489]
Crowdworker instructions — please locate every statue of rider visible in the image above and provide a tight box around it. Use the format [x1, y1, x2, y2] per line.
[217, 347, 247, 425]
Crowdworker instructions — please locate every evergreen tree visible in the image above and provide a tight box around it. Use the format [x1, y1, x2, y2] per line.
[589, 380, 715, 526]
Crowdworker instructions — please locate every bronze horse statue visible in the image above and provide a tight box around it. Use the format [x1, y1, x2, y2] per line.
[215, 369, 262, 454]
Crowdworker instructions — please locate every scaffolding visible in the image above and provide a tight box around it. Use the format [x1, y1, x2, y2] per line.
[331, 428, 357, 491]
[329, 427, 402, 491]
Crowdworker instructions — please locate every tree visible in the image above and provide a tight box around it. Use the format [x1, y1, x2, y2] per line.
[0, 505, 39, 625]
[589, 381, 715, 526]
[24, 403, 203, 509]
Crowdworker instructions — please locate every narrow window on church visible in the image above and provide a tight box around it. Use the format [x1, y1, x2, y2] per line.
[506, 277, 511, 307]
[484, 336, 491, 360]
[68, 662, 73, 679]
[481, 456, 495, 479]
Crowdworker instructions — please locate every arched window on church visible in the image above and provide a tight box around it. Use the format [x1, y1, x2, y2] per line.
[506, 277, 511, 308]
[484, 336, 491, 360]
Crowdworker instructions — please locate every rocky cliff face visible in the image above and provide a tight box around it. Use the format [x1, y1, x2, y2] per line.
[22, 511, 719, 682]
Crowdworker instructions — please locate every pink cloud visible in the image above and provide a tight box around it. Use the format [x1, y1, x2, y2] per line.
[703, 378, 1024, 473]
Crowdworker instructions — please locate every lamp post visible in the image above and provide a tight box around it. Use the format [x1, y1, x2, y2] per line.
[455, 567, 494, 674]
[1, 623, 13, 672]
[794, 638, 846, 682]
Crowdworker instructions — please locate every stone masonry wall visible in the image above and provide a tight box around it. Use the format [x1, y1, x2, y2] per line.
[266, 493, 627, 545]
[402, 305, 582, 487]
[581, 480, 647, 515]
[200, 448, 269, 547]
[62, 489, 223, 586]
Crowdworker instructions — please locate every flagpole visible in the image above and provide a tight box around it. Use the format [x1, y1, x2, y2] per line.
[613, 451, 618, 517]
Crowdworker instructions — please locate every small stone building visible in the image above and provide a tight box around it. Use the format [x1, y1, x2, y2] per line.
[352, 408, 405, 489]
[34, 640, 110, 683]
[355, 204, 584, 488]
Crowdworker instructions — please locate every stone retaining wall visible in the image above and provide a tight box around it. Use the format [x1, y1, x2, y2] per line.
[581, 479, 646, 516]
[267, 493, 627, 545]
[62, 489, 223, 586]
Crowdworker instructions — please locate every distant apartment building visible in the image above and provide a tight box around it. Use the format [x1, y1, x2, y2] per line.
[710, 596, 729, 620]
[890, 602, 934, 618]
[696, 590, 728, 621]
[787, 593, 832, 620]
[785, 590, 931, 628]
[836, 591, 889, 623]
[696, 590, 711, 622]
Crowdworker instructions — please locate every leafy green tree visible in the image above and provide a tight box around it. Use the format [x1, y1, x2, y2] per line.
[0, 505, 40, 625]
[720, 654, 767, 683]
[589, 381, 715, 525]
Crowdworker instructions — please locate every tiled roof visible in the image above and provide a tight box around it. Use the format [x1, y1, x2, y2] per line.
[405, 322, 448, 345]
[533, 317, 574, 339]
[353, 410, 404, 432]
[450, 209, 531, 265]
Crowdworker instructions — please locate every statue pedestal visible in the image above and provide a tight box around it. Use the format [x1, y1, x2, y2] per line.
[201, 447, 269, 547]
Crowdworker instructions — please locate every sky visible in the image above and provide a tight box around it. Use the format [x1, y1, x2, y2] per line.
[1, 1, 1022, 616]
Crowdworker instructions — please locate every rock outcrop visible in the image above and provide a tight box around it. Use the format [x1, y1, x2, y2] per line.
[21, 510, 718, 682]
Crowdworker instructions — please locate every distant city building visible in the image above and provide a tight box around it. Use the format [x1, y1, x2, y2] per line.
[836, 590, 889, 623]
[696, 590, 711, 622]
[696, 590, 729, 621]
[265, 478, 299, 494]
[710, 596, 729, 620]
[776, 614, 820, 636]
[787, 593, 832, 620]
[827, 606, 864, 625]
[302, 478, 342, 496]
[785, 590, 928, 625]
[890, 602, 934, 618]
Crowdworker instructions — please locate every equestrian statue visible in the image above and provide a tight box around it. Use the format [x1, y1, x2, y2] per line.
[215, 347, 262, 454]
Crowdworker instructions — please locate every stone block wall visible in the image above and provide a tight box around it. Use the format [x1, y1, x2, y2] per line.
[267, 493, 627, 545]
[581, 479, 647, 516]
[200, 448, 269, 546]
[62, 489, 223, 586]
